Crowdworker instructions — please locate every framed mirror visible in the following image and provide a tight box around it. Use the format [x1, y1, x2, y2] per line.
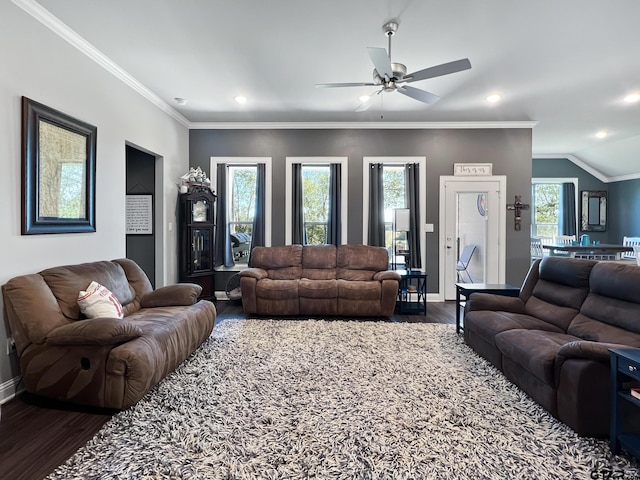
[22, 97, 96, 234]
[581, 190, 607, 232]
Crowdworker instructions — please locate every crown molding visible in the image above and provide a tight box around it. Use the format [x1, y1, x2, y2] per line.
[533, 154, 612, 183]
[12, 0, 190, 128]
[188, 121, 538, 130]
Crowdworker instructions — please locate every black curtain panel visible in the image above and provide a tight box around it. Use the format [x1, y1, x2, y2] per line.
[327, 163, 342, 245]
[292, 163, 306, 245]
[214, 164, 235, 267]
[405, 163, 422, 269]
[248, 163, 266, 266]
[560, 182, 577, 236]
[367, 163, 385, 247]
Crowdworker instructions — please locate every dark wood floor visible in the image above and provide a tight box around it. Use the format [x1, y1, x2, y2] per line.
[0, 301, 457, 480]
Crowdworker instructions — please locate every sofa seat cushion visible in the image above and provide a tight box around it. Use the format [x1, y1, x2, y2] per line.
[337, 279, 380, 300]
[465, 310, 564, 348]
[495, 330, 579, 386]
[299, 279, 337, 299]
[255, 279, 299, 300]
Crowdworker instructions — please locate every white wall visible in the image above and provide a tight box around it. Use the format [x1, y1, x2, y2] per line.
[0, 2, 189, 399]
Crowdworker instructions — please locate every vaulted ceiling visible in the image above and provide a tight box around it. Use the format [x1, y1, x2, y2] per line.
[26, 0, 640, 181]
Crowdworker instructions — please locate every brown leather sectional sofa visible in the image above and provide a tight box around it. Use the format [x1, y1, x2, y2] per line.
[240, 244, 400, 317]
[2, 258, 216, 409]
[464, 256, 640, 437]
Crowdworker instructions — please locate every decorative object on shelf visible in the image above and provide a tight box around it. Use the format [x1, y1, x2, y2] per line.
[506, 195, 530, 231]
[21, 96, 96, 234]
[178, 185, 217, 300]
[177, 166, 211, 193]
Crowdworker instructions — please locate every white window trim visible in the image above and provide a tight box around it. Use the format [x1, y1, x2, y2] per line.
[210, 157, 272, 246]
[285, 157, 348, 245]
[531, 177, 578, 237]
[362, 157, 427, 270]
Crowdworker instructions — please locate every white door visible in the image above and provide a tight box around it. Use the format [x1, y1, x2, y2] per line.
[440, 176, 507, 300]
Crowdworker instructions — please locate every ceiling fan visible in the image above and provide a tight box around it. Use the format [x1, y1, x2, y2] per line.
[315, 21, 471, 112]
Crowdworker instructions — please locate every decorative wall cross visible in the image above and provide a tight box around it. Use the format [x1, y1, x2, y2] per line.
[507, 195, 530, 231]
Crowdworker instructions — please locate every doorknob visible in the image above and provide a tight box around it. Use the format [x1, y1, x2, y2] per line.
[446, 245, 452, 249]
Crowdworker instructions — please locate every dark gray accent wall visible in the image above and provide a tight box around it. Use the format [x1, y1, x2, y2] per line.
[609, 178, 640, 242]
[190, 128, 533, 292]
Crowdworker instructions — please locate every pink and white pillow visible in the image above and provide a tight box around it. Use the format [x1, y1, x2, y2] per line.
[78, 281, 124, 319]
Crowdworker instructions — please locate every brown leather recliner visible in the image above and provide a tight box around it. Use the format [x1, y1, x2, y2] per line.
[240, 244, 400, 317]
[2, 258, 216, 410]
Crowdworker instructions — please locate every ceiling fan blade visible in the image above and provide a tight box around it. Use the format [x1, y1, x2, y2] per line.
[355, 90, 383, 112]
[315, 82, 377, 88]
[404, 58, 471, 83]
[367, 47, 393, 79]
[397, 85, 440, 104]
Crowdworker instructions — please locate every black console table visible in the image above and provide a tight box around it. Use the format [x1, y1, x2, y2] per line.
[455, 283, 520, 334]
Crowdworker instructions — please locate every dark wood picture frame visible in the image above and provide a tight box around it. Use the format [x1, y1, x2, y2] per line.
[580, 190, 607, 232]
[21, 97, 96, 234]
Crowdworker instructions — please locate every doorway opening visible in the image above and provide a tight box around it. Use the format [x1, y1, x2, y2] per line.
[440, 176, 507, 300]
[125, 145, 156, 287]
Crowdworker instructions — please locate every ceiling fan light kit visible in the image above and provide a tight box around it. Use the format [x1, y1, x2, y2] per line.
[316, 20, 471, 112]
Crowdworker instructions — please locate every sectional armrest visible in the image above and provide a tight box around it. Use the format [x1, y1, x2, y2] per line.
[46, 318, 143, 346]
[140, 283, 202, 308]
[373, 271, 401, 281]
[465, 292, 526, 314]
[239, 268, 268, 280]
[557, 341, 634, 362]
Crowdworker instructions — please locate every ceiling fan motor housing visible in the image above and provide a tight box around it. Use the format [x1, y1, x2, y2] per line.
[373, 62, 407, 87]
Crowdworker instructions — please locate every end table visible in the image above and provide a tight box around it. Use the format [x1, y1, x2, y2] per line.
[397, 269, 427, 315]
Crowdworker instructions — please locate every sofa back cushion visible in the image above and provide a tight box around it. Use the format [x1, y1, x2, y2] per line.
[40, 261, 136, 320]
[302, 245, 337, 280]
[524, 257, 596, 331]
[568, 262, 640, 346]
[337, 244, 389, 281]
[250, 245, 303, 280]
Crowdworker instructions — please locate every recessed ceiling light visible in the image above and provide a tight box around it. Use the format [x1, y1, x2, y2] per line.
[624, 92, 640, 103]
[595, 130, 608, 139]
[358, 95, 370, 103]
[486, 94, 501, 103]
[234, 95, 248, 104]
[174, 97, 187, 106]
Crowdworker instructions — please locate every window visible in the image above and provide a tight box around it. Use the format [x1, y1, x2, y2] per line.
[228, 166, 256, 240]
[531, 178, 578, 238]
[362, 157, 427, 269]
[382, 165, 407, 251]
[211, 157, 272, 266]
[301, 165, 330, 245]
[285, 157, 348, 245]
[532, 183, 560, 237]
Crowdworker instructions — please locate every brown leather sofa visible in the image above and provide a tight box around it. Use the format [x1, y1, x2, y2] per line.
[240, 244, 400, 317]
[2, 258, 216, 410]
[464, 256, 640, 437]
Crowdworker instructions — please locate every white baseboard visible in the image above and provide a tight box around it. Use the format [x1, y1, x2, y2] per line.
[426, 293, 444, 302]
[0, 376, 23, 404]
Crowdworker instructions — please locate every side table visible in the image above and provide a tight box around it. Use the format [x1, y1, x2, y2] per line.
[610, 348, 640, 458]
[455, 283, 520, 334]
[397, 269, 427, 315]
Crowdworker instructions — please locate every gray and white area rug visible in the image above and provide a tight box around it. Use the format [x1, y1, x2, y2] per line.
[48, 320, 639, 480]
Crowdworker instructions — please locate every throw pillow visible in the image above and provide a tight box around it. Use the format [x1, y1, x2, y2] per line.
[78, 281, 124, 319]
